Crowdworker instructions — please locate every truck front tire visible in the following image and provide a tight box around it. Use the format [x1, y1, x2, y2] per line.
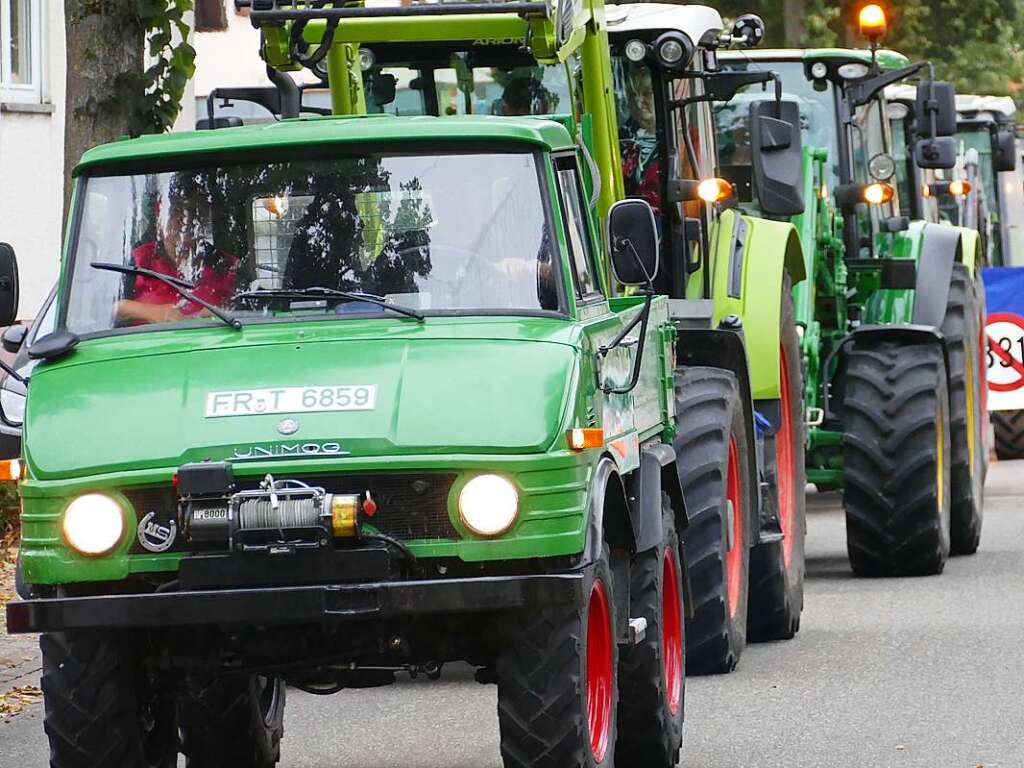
[497, 545, 618, 768]
[40, 631, 177, 768]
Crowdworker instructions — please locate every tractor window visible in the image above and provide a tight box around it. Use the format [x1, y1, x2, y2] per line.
[366, 59, 569, 117]
[850, 98, 899, 254]
[614, 59, 663, 215]
[556, 164, 600, 298]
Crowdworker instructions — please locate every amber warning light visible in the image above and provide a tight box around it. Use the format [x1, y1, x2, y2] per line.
[858, 4, 887, 40]
[568, 428, 604, 451]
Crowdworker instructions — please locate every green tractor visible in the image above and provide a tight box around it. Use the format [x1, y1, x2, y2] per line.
[716, 14, 987, 575]
[215, 3, 812, 670]
[3, 1, 809, 767]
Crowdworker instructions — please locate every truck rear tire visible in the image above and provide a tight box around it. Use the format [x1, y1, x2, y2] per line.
[178, 673, 286, 768]
[749, 274, 806, 641]
[40, 631, 177, 768]
[616, 500, 685, 768]
[941, 265, 985, 555]
[993, 410, 1024, 459]
[497, 544, 618, 768]
[842, 341, 951, 576]
[673, 367, 752, 674]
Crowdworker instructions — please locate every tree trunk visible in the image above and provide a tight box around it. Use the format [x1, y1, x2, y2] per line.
[63, 1, 146, 224]
[782, 0, 806, 46]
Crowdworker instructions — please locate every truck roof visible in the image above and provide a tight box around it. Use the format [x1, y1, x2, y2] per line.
[719, 48, 909, 69]
[75, 114, 575, 176]
[605, 3, 723, 45]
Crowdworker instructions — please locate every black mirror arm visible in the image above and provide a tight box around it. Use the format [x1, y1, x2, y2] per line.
[600, 290, 654, 395]
[847, 63, 927, 108]
[0, 358, 24, 385]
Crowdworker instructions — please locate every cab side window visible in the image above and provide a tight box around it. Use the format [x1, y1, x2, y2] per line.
[555, 160, 600, 298]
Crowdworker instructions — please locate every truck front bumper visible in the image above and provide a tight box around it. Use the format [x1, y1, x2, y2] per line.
[5, 572, 584, 634]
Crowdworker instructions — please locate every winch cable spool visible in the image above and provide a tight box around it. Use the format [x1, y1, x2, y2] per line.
[237, 496, 321, 531]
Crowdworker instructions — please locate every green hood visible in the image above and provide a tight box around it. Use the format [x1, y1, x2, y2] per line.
[24, 318, 579, 480]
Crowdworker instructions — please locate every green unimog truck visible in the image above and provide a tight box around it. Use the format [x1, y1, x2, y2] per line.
[4, 0, 809, 766]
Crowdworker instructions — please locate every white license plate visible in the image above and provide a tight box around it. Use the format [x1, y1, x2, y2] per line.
[205, 385, 377, 417]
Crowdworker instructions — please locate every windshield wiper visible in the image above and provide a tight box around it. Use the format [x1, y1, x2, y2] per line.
[91, 262, 242, 330]
[234, 287, 425, 322]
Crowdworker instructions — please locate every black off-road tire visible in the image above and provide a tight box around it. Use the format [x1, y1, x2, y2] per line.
[748, 274, 806, 641]
[40, 631, 177, 768]
[616, 500, 685, 768]
[993, 410, 1024, 459]
[497, 544, 618, 768]
[941, 265, 986, 554]
[842, 341, 951, 576]
[178, 673, 286, 768]
[674, 367, 753, 674]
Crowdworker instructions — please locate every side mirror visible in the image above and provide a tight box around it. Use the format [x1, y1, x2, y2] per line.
[607, 199, 659, 286]
[370, 73, 398, 107]
[1, 324, 27, 354]
[915, 81, 957, 138]
[0, 244, 19, 327]
[750, 101, 805, 216]
[915, 136, 957, 169]
[994, 129, 1017, 173]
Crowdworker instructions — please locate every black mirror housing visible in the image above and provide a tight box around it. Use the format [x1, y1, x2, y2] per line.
[607, 199, 659, 286]
[994, 130, 1017, 173]
[0, 244, 19, 328]
[750, 101, 804, 216]
[1, 324, 27, 354]
[731, 14, 766, 48]
[915, 136, 957, 169]
[915, 81, 957, 138]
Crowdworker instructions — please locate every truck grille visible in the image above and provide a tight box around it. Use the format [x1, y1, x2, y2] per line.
[125, 472, 458, 553]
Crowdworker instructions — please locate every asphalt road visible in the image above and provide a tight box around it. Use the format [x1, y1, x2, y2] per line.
[4, 461, 1023, 767]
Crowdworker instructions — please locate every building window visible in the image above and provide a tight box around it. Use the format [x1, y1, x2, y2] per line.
[195, 0, 228, 31]
[1, 0, 42, 103]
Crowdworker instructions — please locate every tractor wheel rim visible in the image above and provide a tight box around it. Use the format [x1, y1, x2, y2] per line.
[777, 344, 796, 569]
[586, 579, 613, 762]
[662, 547, 684, 715]
[726, 437, 743, 617]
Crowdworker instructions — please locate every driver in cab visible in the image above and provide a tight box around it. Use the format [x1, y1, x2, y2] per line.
[115, 188, 238, 325]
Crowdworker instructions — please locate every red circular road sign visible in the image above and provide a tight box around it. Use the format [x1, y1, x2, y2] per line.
[985, 311, 1024, 392]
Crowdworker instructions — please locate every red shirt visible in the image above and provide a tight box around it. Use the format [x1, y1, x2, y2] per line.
[129, 242, 238, 316]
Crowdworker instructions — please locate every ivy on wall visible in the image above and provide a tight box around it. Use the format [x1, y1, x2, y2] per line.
[137, 0, 198, 133]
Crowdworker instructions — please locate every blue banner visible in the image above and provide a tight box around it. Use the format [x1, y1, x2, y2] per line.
[983, 266, 1024, 315]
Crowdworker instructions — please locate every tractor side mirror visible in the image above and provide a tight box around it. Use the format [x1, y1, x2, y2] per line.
[915, 81, 957, 138]
[915, 136, 957, 169]
[994, 129, 1017, 173]
[369, 73, 398, 107]
[730, 14, 766, 48]
[0, 244, 19, 328]
[750, 100, 805, 216]
[607, 199, 659, 286]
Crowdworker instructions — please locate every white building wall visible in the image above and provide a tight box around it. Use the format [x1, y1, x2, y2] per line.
[0, 0, 66, 320]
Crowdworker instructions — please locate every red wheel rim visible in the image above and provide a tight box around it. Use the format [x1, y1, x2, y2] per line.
[661, 547, 684, 715]
[725, 437, 743, 617]
[586, 579, 613, 762]
[776, 344, 796, 568]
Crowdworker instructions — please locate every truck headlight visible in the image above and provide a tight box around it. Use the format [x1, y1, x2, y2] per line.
[62, 494, 124, 556]
[458, 474, 518, 536]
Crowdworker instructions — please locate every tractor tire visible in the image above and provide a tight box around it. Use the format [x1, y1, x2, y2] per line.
[941, 265, 985, 555]
[673, 367, 753, 674]
[178, 673, 286, 768]
[842, 341, 951, 576]
[40, 631, 178, 768]
[616, 499, 685, 768]
[993, 410, 1024, 459]
[748, 273, 806, 641]
[497, 544, 618, 768]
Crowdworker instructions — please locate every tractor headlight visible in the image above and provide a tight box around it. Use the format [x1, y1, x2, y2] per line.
[653, 32, 694, 70]
[458, 474, 519, 536]
[62, 494, 124, 556]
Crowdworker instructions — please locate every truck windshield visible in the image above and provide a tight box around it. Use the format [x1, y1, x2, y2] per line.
[63, 151, 559, 336]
